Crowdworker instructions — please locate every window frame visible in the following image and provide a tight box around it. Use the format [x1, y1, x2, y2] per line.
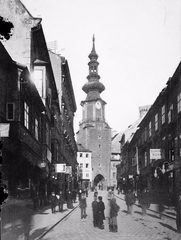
[24, 101, 29, 129]
[6, 102, 15, 121]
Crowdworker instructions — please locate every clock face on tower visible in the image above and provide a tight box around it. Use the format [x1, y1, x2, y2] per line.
[95, 101, 101, 109]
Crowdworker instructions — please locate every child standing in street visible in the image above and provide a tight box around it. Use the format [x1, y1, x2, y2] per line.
[79, 191, 87, 219]
[109, 197, 120, 232]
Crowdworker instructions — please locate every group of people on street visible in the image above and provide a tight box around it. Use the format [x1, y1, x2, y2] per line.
[50, 187, 181, 235]
[49, 191, 64, 213]
[49, 189, 77, 214]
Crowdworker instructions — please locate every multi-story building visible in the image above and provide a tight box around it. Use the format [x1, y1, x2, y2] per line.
[0, 0, 77, 202]
[49, 50, 77, 195]
[110, 132, 122, 189]
[76, 36, 112, 189]
[117, 106, 151, 192]
[119, 63, 181, 205]
[76, 143, 92, 190]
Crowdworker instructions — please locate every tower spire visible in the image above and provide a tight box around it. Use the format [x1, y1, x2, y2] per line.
[82, 36, 105, 101]
[92, 34, 95, 52]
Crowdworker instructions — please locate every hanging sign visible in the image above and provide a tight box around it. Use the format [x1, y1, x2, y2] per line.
[0, 123, 10, 137]
[55, 163, 66, 173]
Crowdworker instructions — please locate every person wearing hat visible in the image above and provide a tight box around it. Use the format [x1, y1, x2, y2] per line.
[92, 195, 98, 227]
[97, 196, 105, 229]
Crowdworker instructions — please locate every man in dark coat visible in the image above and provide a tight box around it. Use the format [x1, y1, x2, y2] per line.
[58, 190, 64, 212]
[109, 197, 120, 232]
[125, 189, 135, 215]
[97, 196, 105, 229]
[138, 188, 150, 216]
[49, 192, 57, 213]
[92, 196, 98, 227]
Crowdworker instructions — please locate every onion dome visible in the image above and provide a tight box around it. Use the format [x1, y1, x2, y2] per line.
[82, 81, 105, 94]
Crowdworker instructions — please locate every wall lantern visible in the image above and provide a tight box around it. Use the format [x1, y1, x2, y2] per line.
[154, 161, 172, 178]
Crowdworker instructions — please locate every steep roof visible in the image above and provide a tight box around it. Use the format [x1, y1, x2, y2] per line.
[76, 142, 92, 153]
[111, 131, 123, 153]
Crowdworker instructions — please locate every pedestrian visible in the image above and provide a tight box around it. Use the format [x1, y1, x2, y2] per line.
[72, 189, 77, 203]
[79, 191, 87, 219]
[94, 187, 98, 198]
[175, 193, 181, 233]
[92, 195, 98, 227]
[106, 189, 113, 223]
[85, 187, 88, 197]
[109, 197, 120, 232]
[67, 191, 73, 209]
[58, 190, 64, 212]
[157, 190, 165, 219]
[125, 189, 135, 215]
[97, 196, 105, 229]
[138, 188, 150, 216]
[49, 191, 57, 213]
[78, 189, 82, 201]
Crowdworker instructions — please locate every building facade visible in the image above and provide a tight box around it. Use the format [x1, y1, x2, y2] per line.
[76, 36, 112, 188]
[117, 106, 151, 193]
[0, 0, 77, 204]
[119, 63, 181, 205]
[76, 143, 92, 190]
[110, 132, 122, 189]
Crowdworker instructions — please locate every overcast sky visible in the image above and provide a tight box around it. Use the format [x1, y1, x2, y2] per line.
[23, 0, 181, 133]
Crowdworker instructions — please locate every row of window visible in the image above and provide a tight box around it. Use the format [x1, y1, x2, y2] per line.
[24, 102, 40, 141]
[79, 152, 90, 158]
[79, 163, 89, 168]
[132, 145, 181, 168]
[141, 92, 181, 143]
[6, 102, 40, 141]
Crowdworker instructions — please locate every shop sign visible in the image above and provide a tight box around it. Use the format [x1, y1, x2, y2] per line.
[55, 163, 66, 173]
[0, 123, 10, 137]
[150, 149, 164, 159]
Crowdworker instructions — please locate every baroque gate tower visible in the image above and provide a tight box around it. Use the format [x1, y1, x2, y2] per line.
[76, 36, 111, 188]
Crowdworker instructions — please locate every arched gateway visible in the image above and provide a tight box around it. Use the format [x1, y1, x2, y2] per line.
[94, 174, 104, 187]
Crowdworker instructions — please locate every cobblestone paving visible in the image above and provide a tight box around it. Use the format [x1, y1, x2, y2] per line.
[42, 191, 181, 240]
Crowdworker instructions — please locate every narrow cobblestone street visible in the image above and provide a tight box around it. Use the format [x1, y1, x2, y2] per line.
[41, 190, 181, 240]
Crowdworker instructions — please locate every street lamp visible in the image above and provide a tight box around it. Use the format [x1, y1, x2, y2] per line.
[154, 166, 164, 178]
[154, 161, 171, 177]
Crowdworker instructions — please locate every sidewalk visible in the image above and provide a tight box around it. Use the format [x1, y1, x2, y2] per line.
[1, 198, 79, 240]
[115, 192, 176, 220]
